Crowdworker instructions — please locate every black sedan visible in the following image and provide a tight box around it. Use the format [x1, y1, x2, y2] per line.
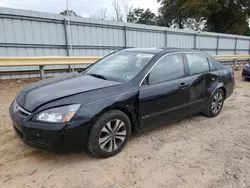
[242, 63, 250, 80]
[9, 48, 235, 158]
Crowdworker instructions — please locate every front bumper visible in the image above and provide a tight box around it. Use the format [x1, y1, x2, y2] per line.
[9, 102, 91, 153]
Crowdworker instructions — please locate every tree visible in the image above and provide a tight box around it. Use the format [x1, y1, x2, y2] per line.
[203, 0, 250, 34]
[123, 0, 133, 22]
[157, 0, 191, 28]
[111, 0, 133, 22]
[60, 10, 81, 17]
[127, 8, 157, 25]
[112, 0, 123, 22]
[157, 0, 250, 34]
[244, 25, 250, 36]
[185, 18, 206, 31]
[91, 9, 108, 20]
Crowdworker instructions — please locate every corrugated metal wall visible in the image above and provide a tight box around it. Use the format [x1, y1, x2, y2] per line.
[0, 7, 250, 79]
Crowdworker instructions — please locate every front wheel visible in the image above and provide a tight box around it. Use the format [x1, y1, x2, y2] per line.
[204, 88, 225, 117]
[87, 110, 131, 158]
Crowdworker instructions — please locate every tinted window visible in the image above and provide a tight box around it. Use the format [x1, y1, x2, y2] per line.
[186, 54, 209, 75]
[208, 59, 216, 71]
[149, 54, 185, 84]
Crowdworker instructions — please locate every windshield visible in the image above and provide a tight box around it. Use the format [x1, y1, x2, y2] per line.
[85, 51, 154, 82]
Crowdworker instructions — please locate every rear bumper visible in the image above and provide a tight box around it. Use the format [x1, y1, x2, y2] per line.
[225, 81, 234, 99]
[9, 102, 92, 153]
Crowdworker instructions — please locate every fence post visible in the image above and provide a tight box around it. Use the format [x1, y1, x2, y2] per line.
[234, 37, 238, 55]
[165, 30, 168, 47]
[39, 65, 45, 80]
[63, 19, 70, 56]
[194, 33, 197, 49]
[63, 19, 71, 72]
[233, 59, 238, 70]
[216, 35, 220, 55]
[124, 26, 127, 48]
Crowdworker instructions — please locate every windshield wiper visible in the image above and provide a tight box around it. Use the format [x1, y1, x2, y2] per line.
[86, 73, 107, 80]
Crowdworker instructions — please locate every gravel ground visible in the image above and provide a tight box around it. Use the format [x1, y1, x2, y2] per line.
[0, 71, 250, 188]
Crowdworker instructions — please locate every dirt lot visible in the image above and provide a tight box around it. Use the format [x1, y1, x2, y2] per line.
[0, 71, 250, 188]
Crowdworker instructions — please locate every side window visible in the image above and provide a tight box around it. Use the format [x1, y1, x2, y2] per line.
[149, 54, 185, 84]
[186, 54, 209, 75]
[208, 59, 216, 71]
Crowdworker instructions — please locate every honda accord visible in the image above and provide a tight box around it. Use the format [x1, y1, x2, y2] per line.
[9, 48, 235, 158]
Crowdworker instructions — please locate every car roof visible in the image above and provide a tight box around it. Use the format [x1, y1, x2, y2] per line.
[121, 47, 203, 54]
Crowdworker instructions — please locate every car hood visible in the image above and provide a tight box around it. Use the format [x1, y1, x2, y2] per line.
[16, 72, 120, 112]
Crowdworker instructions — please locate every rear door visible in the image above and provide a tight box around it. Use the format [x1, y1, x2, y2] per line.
[183, 53, 219, 112]
[138, 53, 190, 128]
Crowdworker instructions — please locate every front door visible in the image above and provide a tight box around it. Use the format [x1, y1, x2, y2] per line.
[139, 53, 190, 128]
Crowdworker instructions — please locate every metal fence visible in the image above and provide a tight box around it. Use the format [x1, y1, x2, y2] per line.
[0, 7, 250, 79]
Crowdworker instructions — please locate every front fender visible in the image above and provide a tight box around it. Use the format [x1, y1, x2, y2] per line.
[73, 90, 139, 125]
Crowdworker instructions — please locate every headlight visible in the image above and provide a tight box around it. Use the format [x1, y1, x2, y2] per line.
[36, 104, 81, 123]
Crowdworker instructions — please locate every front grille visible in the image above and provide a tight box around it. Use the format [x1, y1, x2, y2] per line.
[13, 100, 31, 117]
[18, 110, 30, 117]
[33, 136, 50, 146]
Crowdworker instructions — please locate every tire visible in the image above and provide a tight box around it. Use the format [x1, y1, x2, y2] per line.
[87, 110, 131, 158]
[204, 88, 225, 117]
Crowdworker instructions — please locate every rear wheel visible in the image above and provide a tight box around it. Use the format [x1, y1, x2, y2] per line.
[204, 88, 225, 117]
[87, 110, 131, 158]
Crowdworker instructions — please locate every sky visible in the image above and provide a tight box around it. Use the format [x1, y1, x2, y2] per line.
[0, 0, 160, 18]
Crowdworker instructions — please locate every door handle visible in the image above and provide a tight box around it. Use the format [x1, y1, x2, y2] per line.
[211, 77, 216, 81]
[179, 83, 188, 88]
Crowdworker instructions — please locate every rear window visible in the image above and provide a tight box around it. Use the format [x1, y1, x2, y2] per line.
[208, 59, 216, 71]
[186, 54, 209, 75]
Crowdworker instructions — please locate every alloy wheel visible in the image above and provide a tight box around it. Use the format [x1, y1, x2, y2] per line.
[211, 93, 223, 114]
[99, 119, 127, 152]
